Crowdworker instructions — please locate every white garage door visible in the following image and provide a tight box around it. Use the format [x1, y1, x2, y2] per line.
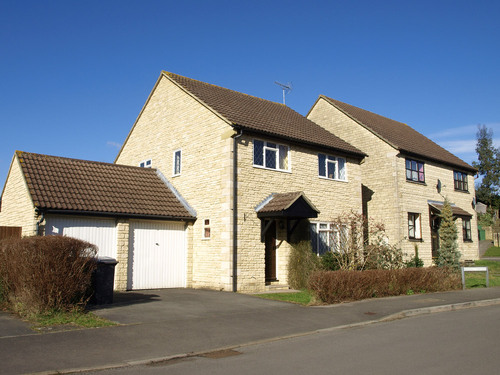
[45, 216, 117, 258]
[128, 220, 186, 290]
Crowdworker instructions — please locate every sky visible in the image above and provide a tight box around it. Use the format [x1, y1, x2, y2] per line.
[1, 0, 499, 189]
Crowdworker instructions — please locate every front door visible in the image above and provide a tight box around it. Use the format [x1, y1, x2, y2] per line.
[430, 211, 440, 258]
[265, 220, 277, 282]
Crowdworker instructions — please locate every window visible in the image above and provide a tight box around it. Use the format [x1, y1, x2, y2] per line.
[139, 159, 152, 168]
[408, 213, 422, 240]
[173, 149, 181, 176]
[454, 171, 468, 192]
[462, 218, 472, 241]
[406, 159, 425, 183]
[318, 154, 346, 181]
[203, 219, 211, 239]
[310, 222, 346, 255]
[253, 139, 290, 171]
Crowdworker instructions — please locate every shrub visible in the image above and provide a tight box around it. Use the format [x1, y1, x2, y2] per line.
[435, 199, 461, 270]
[327, 211, 404, 271]
[308, 267, 461, 304]
[288, 241, 320, 290]
[0, 236, 97, 316]
[320, 251, 341, 271]
[405, 244, 424, 268]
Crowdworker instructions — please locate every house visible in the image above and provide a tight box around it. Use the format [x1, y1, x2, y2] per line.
[114, 71, 366, 292]
[0, 151, 196, 290]
[308, 96, 479, 265]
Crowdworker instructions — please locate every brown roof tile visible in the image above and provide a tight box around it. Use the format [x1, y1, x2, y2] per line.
[321, 96, 476, 172]
[429, 202, 472, 217]
[16, 151, 195, 219]
[164, 72, 365, 158]
[256, 191, 319, 214]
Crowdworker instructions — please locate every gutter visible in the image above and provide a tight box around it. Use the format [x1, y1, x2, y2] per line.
[233, 127, 243, 292]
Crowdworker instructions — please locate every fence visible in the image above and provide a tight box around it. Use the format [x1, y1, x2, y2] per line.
[0, 226, 22, 241]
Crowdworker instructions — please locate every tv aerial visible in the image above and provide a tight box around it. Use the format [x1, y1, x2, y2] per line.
[274, 81, 292, 105]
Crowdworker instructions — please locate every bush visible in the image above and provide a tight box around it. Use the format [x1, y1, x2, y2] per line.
[0, 236, 97, 316]
[327, 211, 404, 271]
[435, 199, 461, 271]
[405, 244, 424, 268]
[288, 241, 320, 290]
[320, 251, 341, 271]
[308, 267, 461, 304]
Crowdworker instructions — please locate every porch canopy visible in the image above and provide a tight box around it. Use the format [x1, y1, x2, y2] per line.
[255, 192, 319, 241]
[428, 202, 473, 217]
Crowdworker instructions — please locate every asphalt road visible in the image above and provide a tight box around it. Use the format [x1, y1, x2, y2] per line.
[81, 304, 500, 375]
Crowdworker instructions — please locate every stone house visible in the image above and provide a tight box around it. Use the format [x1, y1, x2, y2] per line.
[0, 72, 366, 292]
[114, 72, 366, 292]
[308, 96, 479, 265]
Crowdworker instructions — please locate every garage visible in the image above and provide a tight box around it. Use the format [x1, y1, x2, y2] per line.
[45, 215, 117, 258]
[128, 220, 187, 290]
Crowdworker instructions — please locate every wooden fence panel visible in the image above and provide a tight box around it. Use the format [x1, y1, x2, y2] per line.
[0, 226, 22, 240]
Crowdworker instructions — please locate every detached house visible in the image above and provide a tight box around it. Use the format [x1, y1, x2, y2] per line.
[115, 72, 366, 292]
[308, 96, 478, 265]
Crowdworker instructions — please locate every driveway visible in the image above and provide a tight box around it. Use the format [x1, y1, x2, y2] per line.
[2, 287, 500, 375]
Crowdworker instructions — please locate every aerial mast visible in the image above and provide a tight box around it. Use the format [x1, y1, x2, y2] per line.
[274, 81, 292, 105]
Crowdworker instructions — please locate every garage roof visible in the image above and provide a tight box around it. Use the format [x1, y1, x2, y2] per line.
[15, 151, 195, 220]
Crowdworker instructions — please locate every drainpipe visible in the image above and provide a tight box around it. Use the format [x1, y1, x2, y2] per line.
[233, 128, 243, 292]
[35, 211, 45, 236]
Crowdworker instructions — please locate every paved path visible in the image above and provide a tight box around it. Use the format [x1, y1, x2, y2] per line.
[1, 287, 500, 375]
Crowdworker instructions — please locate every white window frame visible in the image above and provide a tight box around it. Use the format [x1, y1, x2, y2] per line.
[310, 222, 346, 256]
[202, 218, 211, 239]
[139, 159, 152, 168]
[408, 213, 422, 240]
[173, 149, 181, 176]
[253, 139, 291, 172]
[318, 153, 347, 181]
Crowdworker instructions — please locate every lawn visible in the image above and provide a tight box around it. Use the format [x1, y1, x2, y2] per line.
[464, 260, 500, 288]
[484, 246, 500, 257]
[254, 290, 314, 305]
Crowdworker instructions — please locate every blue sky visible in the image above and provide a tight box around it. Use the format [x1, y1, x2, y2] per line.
[1, 0, 499, 188]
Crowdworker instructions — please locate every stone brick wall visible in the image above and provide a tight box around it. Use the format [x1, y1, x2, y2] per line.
[0, 155, 37, 236]
[235, 134, 362, 292]
[308, 98, 479, 265]
[115, 219, 129, 290]
[116, 74, 234, 291]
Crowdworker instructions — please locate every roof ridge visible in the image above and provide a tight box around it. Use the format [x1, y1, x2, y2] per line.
[16, 150, 150, 171]
[164, 71, 285, 107]
[322, 96, 410, 128]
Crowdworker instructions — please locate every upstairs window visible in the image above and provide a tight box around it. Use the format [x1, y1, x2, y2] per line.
[454, 171, 468, 192]
[253, 139, 290, 172]
[139, 159, 152, 168]
[318, 154, 346, 181]
[406, 159, 425, 183]
[408, 213, 422, 240]
[173, 149, 181, 176]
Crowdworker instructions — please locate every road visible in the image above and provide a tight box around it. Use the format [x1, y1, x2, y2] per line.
[81, 304, 499, 375]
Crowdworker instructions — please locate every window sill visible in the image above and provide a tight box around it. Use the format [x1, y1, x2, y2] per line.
[319, 176, 348, 183]
[406, 180, 427, 186]
[454, 189, 470, 194]
[463, 239, 473, 243]
[253, 165, 291, 174]
[408, 238, 423, 242]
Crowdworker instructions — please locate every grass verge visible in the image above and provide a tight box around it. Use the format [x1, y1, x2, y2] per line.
[254, 290, 314, 305]
[484, 246, 500, 257]
[465, 260, 500, 288]
[30, 309, 116, 329]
